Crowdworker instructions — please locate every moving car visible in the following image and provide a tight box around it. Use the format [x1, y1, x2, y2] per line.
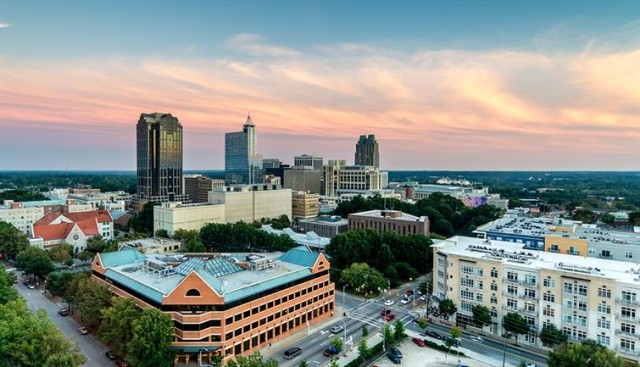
[105, 351, 117, 360]
[380, 308, 391, 316]
[384, 299, 395, 306]
[323, 346, 339, 357]
[27, 283, 36, 289]
[405, 290, 414, 296]
[412, 337, 426, 347]
[385, 313, 395, 321]
[424, 330, 443, 340]
[400, 297, 411, 304]
[77, 326, 88, 335]
[284, 347, 302, 360]
[58, 309, 69, 316]
[330, 325, 344, 334]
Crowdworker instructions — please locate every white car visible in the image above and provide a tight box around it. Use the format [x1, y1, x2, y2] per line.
[401, 297, 411, 304]
[384, 299, 395, 306]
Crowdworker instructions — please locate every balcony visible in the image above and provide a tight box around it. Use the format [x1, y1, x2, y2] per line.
[519, 307, 537, 316]
[617, 346, 640, 357]
[616, 329, 640, 338]
[616, 313, 638, 323]
[503, 278, 519, 284]
[522, 294, 539, 301]
[617, 297, 640, 306]
[503, 291, 519, 298]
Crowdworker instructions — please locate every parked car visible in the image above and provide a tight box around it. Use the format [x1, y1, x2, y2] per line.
[385, 313, 395, 321]
[57, 309, 69, 316]
[380, 308, 391, 316]
[400, 297, 411, 304]
[323, 346, 339, 357]
[389, 347, 403, 359]
[424, 330, 442, 340]
[77, 326, 88, 335]
[330, 325, 344, 334]
[384, 299, 395, 306]
[105, 351, 117, 360]
[387, 352, 402, 364]
[412, 337, 426, 347]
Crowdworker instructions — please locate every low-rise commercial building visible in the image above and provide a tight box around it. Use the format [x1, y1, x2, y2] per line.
[209, 184, 292, 224]
[348, 209, 429, 236]
[154, 202, 225, 237]
[297, 216, 349, 238]
[91, 246, 335, 365]
[291, 192, 319, 220]
[118, 237, 183, 254]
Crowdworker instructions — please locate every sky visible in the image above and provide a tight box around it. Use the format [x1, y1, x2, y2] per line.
[1, 0, 639, 171]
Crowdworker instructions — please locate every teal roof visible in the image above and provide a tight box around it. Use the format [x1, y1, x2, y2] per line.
[194, 267, 223, 291]
[104, 268, 165, 303]
[278, 247, 319, 267]
[169, 345, 221, 353]
[100, 246, 145, 267]
[223, 267, 312, 303]
[21, 199, 65, 207]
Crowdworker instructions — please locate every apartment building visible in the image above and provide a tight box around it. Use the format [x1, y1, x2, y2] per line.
[348, 209, 430, 236]
[91, 246, 335, 365]
[0, 200, 45, 235]
[433, 236, 640, 359]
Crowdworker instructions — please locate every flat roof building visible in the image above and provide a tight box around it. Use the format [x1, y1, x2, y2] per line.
[298, 216, 349, 238]
[91, 246, 335, 365]
[348, 209, 429, 236]
[291, 192, 320, 220]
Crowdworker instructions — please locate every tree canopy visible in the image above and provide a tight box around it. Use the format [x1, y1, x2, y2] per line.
[127, 307, 175, 367]
[16, 246, 55, 280]
[438, 298, 457, 317]
[539, 324, 568, 348]
[0, 221, 29, 260]
[99, 297, 141, 359]
[548, 339, 625, 367]
[471, 304, 492, 327]
[340, 263, 389, 297]
[503, 312, 530, 344]
[199, 222, 297, 252]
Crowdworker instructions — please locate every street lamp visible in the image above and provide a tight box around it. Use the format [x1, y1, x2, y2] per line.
[341, 318, 348, 351]
[199, 348, 209, 367]
[343, 284, 349, 309]
[502, 332, 512, 367]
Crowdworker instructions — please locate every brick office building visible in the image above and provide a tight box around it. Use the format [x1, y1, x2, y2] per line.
[91, 246, 335, 365]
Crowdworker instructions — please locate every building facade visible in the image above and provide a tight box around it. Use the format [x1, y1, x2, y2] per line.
[297, 216, 349, 238]
[30, 210, 113, 252]
[283, 166, 322, 194]
[184, 175, 225, 203]
[291, 192, 320, 220]
[348, 210, 429, 236]
[208, 185, 292, 223]
[322, 160, 346, 196]
[91, 246, 335, 365]
[0, 200, 45, 235]
[354, 134, 379, 168]
[154, 202, 225, 237]
[225, 115, 263, 185]
[336, 166, 382, 195]
[135, 113, 188, 204]
[294, 155, 323, 170]
[433, 236, 640, 359]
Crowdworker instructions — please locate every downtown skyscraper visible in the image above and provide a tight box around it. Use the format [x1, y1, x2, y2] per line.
[355, 134, 380, 168]
[134, 113, 188, 205]
[225, 115, 263, 185]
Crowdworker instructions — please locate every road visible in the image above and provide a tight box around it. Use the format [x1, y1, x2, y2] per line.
[14, 277, 113, 367]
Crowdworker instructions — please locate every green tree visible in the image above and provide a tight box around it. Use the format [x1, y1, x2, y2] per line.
[548, 339, 625, 367]
[503, 312, 530, 345]
[0, 299, 85, 366]
[433, 219, 455, 237]
[183, 238, 207, 252]
[0, 221, 29, 260]
[361, 324, 369, 337]
[538, 324, 567, 348]
[393, 319, 406, 340]
[376, 243, 395, 272]
[330, 335, 343, 353]
[329, 360, 339, 367]
[0, 266, 20, 304]
[46, 271, 74, 298]
[572, 208, 595, 223]
[76, 277, 113, 329]
[99, 297, 141, 358]
[418, 280, 432, 297]
[382, 324, 394, 345]
[127, 307, 175, 367]
[471, 304, 492, 328]
[48, 243, 74, 264]
[600, 213, 615, 226]
[154, 229, 169, 238]
[172, 229, 199, 243]
[357, 338, 370, 359]
[63, 271, 91, 313]
[85, 237, 110, 255]
[16, 246, 55, 281]
[629, 211, 640, 226]
[438, 298, 457, 317]
[130, 201, 159, 234]
[340, 263, 388, 297]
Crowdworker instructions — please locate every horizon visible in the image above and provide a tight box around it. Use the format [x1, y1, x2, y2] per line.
[1, 1, 639, 171]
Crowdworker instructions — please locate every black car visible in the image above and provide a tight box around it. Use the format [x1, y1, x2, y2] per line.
[425, 330, 442, 340]
[387, 351, 402, 364]
[105, 351, 117, 360]
[388, 347, 403, 359]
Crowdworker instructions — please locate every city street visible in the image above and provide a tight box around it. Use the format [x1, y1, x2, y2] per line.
[14, 276, 113, 367]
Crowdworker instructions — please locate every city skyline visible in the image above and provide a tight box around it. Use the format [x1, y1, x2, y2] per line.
[1, 1, 639, 171]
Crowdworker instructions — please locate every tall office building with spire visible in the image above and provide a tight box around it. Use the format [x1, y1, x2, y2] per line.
[225, 115, 263, 185]
[134, 113, 189, 205]
[355, 134, 380, 168]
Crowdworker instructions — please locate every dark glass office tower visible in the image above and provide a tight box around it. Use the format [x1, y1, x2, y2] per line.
[354, 134, 380, 168]
[135, 113, 188, 203]
[225, 115, 263, 185]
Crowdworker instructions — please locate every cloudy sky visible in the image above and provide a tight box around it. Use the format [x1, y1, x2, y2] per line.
[1, 1, 639, 171]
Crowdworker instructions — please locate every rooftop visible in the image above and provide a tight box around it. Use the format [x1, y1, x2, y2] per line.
[97, 246, 323, 304]
[261, 225, 330, 250]
[349, 209, 426, 222]
[435, 236, 640, 286]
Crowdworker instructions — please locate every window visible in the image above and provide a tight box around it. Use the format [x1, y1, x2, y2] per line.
[622, 291, 637, 303]
[491, 282, 498, 291]
[578, 301, 587, 311]
[549, 244, 559, 252]
[597, 334, 610, 346]
[622, 323, 636, 335]
[460, 290, 473, 300]
[477, 280, 483, 290]
[626, 252, 633, 259]
[507, 285, 518, 295]
[507, 272, 518, 281]
[597, 317, 610, 329]
[524, 274, 536, 285]
[507, 299, 517, 310]
[491, 268, 498, 278]
[490, 307, 497, 317]
[461, 264, 474, 275]
[476, 293, 483, 302]
[524, 289, 536, 299]
[476, 267, 484, 276]
[621, 339, 636, 352]
[563, 282, 573, 293]
[598, 286, 611, 298]
[578, 285, 588, 296]
[490, 295, 498, 304]
[461, 302, 473, 312]
[185, 289, 201, 297]
[524, 302, 535, 312]
[622, 307, 636, 319]
[461, 278, 474, 287]
[543, 306, 554, 317]
[543, 292, 555, 302]
[543, 278, 555, 288]
[598, 303, 611, 314]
